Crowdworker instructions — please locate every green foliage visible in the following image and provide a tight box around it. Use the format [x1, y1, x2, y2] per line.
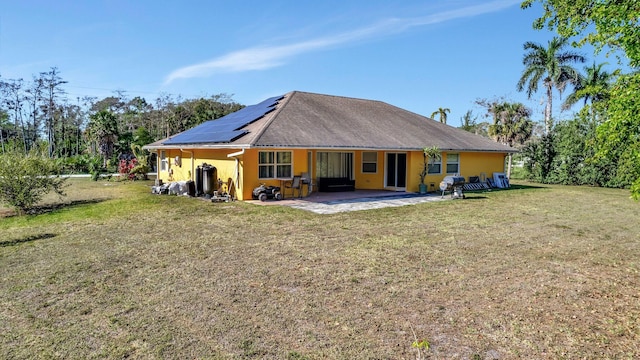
[522, 0, 640, 67]
[591, 73, 640, 194]
[412, 339, 430, 350]
[631, 178, 640, 201]
[523, 0, 640, 199]
[129, 144, 151, 180]
[87, 155, 104, 181]
[115, 131, 134, 157]
[458, 110, 488, 137]
[419, 146, 441, 184]
[519, 107, 634, 188]
[544, 114, 609, 185]
[562, 62, 617, 110]
[0, 147, 68, 213]
[133, 126, 153, 146]
[521, 133, 555, 183]
[59, 154, 103, 174]
[87, 110, 119, 166]
[485, 101, 534, 147]
[430, 107, 450, 124]
[516, 36, 586, 133]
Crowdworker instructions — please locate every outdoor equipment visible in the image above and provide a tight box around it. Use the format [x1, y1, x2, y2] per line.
[439, 175, 465, 199]
[201, 164, 217, 195]
[252, 184, 282, 202]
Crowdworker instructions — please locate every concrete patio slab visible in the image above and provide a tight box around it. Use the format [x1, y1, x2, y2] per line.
[247, 190, 450, 214]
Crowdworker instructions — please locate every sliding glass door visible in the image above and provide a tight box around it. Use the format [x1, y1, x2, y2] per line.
[385, 153, 406, 190]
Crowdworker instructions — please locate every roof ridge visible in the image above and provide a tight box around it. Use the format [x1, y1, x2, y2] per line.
[291, 90, 387, 105]
[247, 91, 296, 145]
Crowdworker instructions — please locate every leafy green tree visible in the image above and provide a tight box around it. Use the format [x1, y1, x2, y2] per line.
[517, 36, 586, 134]
[430, 107, 450, 124]
[521, 132, 556, 183]
[522, 0, 640, 67]
[592, 74, 640, 192]
[0, 146, 67, 214]
[546, 114, 602, 185]
[522, 0, 640, 199]
[133, 126, 153, 147]
[458, 110, 489, 136]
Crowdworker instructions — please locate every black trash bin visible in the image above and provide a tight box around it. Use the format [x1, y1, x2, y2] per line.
[186, 180, 196, 197]
[195, 165, 203, 196]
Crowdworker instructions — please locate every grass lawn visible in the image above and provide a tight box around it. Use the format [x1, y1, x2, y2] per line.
[1, 178, 639, 359]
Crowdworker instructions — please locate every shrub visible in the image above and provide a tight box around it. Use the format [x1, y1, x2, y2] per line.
[0, 148, 68, 214]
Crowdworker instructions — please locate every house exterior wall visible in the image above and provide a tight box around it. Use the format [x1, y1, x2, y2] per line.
[154, 148, 507, 200]
[408, 151, 506, 193]
[155, 148, 243, 198]
[354, 151, 385, 190]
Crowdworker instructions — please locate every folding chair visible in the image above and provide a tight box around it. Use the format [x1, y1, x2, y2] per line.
[285, 176, 302, 198]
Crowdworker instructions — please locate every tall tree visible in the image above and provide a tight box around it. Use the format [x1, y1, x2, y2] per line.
[86, 110, 118, 167]
[39, 68, 68, 157]
[458, 110, 488, 136]
[516, 36, 586, 134]
[522, 0, 640, 200]
[430, 107, 450, 124]
[522, 0, 640, 68]
[484, 101, 534, 178]
[0, 109, 9, 153]
[24, 76, 45, 150]
[0, 78, 28, 152]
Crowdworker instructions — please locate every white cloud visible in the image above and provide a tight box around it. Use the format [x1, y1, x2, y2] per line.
[164, 0, 519, 84]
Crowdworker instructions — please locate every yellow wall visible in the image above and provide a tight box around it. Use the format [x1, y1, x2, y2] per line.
[155, 148, 507, 199]
[407, 151, 506, 192]
[155, 148, 243, 198]
[353, 151, 385, 190]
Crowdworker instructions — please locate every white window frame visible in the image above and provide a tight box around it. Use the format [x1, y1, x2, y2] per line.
[361, 152, 377, 173]
[259, 151, 292, 179]
[427, 155, 442, 174]
[160, 150, 167, 172]
[446, 153, 460, 174]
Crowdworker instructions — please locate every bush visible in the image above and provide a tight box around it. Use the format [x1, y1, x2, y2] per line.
[60, 154, 103, 174]
[0, 148, 68, 214]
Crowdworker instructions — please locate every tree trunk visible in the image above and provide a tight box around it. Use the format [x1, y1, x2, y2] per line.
[545, 85, 553, 134]
[507, 153, 513, 179]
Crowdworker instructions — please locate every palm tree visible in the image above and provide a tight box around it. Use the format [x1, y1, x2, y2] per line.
[487, 102, 534, 178]
[86, 110, 119, 167]
[562, 62, 616, 111]
[430, 107, 450, 124]
[517, 37, 586, 134]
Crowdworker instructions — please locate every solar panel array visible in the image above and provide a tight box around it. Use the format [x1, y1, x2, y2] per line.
[163, 95, 284, 145]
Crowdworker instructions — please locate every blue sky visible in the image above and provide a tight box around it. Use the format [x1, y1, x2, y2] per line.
[0, 0, 618, 127]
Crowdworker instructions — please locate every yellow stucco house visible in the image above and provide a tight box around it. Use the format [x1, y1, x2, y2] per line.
[143, 91, 515, 200]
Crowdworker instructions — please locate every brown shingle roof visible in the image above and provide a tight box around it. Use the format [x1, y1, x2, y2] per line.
[146, 91, 515, 153]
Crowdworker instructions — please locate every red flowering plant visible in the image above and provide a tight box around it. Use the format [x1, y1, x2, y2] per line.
[118, 157, 138, 180]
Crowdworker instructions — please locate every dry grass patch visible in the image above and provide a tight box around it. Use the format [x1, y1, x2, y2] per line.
[1, 179, 639, 359]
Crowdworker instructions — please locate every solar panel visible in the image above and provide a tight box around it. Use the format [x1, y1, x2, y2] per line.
[163, 95, 284, 145]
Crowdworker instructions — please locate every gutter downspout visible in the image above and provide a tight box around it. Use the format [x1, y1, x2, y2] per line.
[180, 148, 194, 181]
[227, 149, 245, 200]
